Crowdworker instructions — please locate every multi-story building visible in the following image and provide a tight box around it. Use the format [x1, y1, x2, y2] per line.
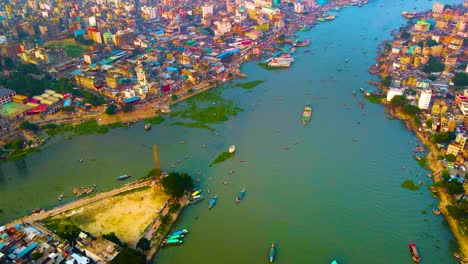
[418, 90, 432, 110]
[0, 87, 16, 105]
[75, 74, 96, 90]
[431, 99, 448, 115]
[114, 29, 135, 48]
[432, 2, 445, 14]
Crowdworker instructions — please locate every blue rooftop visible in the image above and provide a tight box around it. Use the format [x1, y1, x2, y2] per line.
[17, 242, 38, 258]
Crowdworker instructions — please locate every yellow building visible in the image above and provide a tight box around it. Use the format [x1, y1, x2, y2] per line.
[75, 74, 95, 90]
[431, 99, 448, 115]
[400, 56, 412, 65]
[446, 143, 461, 156]
[105, 75, 119, 89]
[413, 56, 420, 68]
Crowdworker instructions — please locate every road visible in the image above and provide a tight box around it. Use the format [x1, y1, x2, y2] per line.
[6, 179, 154, 227]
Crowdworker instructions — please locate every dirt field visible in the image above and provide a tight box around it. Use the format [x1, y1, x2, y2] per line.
[69, 186, 169, 245]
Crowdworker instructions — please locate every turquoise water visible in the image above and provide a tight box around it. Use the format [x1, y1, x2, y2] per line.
[0, 0, 462, 263]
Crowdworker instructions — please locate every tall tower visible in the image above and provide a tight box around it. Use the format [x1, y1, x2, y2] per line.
[152, 144, 161, 176]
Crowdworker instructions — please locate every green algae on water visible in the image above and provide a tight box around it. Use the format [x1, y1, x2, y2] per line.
[143, 116, 166, 125]
[210, 151, 234, 166]
[235, 80, 265, 89]
[401, 179, 420, 191]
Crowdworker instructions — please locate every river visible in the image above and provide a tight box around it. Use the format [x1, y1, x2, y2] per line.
[0, 0, 462, 263]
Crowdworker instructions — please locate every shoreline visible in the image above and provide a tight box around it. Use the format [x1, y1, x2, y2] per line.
[379, 94, 468, 261]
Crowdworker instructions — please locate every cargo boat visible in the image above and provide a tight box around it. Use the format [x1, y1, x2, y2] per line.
[236, 189, 246, 203]
[208, 196, 218, 209]
[269, 243, 276, 263]
[116, 174, 131, 181]
[302, 104, 312, 125]
[409, 243, 420, 263]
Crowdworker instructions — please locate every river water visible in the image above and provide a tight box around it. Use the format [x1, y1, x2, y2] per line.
[0, 0, 462, 263]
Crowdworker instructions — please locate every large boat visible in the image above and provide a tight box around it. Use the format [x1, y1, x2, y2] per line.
[209, 196, 218, 209]
[409, 243, 420, 263]
[269, 243, 276, 263]
[236, 189, 246, 203]
[302, 104, 312, 125]
[116, 174, 131, 181]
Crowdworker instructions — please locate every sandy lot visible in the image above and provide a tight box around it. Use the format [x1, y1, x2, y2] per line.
[69, 186, 169, 245]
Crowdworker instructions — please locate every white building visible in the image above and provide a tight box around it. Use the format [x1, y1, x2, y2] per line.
[214, 18, 232, 36]
[294, 2, 305, 13]
[202, 4, 214, 18]
[460, 101, 468, 116]
[386, 88, 405, 102]
[418, 90, 432, 109]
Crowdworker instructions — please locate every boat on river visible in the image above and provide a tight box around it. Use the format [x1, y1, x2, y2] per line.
[163, 238, 183, 245]
[409, 243, 420, 263]
[209, 196, 218, 209]
[269, 243, 276, 263]
[432, 208, 441, 215]
[116, 174, 131, 181]
[144, 124, 151, 131]
[302, 104, 312, 125]
[229, 145, 236, 153]
[236, 189, 246, 203]
[331, 260, 338, 264]
[166, 234, 184, 240]
[170, 229, 188, 236]
[58, 193, 65, 201]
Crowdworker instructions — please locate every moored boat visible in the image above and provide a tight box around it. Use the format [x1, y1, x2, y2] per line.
[166, 234, 184, 240]
[189, 195, 204, 204]
[229, 145, 236, 153]
[209, 196, 218, 209]
[116, 174, 131, 181]
[170, 229, 188, 236]
[302, 104, 312, 125]
[144, 124, 151, 131]
[58, 193, 65, 201]
[236, 189, 246, 203]
[432, 208, 441, 215]
[331, 260, 338, 264]
[164, 238, 183, 245]
[409, 242, 420, 263]
[269, 243, 276, 263]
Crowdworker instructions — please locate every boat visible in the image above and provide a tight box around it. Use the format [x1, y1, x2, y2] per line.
[116, 174, 131, 181]
[189, 195, 205, 204]
[166, 234, 184, 240]
[331, 261, 338, 264]
[302, 104, 312, 125]
[269, 243, 276, 263]
[58, 193, 65, 201]
[164, 238, 183, 245]
[170, 229, 189, 236]
[229, 145, 236, 153]
[228, 170, 235, 174]
[352, 90, 356, 96]
[192, 190, 202, 197]
[409, 243, 421, 263]
[236, 189, 246, 203]
[32, 208, 42, 214]
[208, 196, 218, 209]
[144, 124, 151, 131]
[359, 101, 365, 109]
[432, 208, 441, 215]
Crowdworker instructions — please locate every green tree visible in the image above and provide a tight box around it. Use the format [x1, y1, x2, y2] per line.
[403, 104, 421, 115]
[442, 170, 451, 181]
[445, 180, 464, 195]
[111, 248, 145, 264]
[453, 72, 468, 86]
[445, 154, 456, 162]
[105, 104, 118, 115]
[422, 56, 444, 73]
[278, 34, 286, 41]
[425, 119, 433, 128]
[381, 76, 392, 87]
[427, 39, 438, 47]
[431, 132, 455, 143]
[19, 121, 39, 132]
[390, 95, 406, 107]
[171, 94, 178, 101]
[32, 252, 43, 260]
[160, 172, 193, 197]
[136, 237, 150, 251]
[103, 232, 126, 247]
[3, 57, 15, 70]
[121, 104, 133, 113]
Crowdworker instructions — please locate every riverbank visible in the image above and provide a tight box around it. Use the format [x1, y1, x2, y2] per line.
[383, 100, 468, 260]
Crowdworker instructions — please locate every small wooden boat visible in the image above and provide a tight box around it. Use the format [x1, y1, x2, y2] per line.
[426, 173, 432, 178]
[269, 243, 276, 263]
[209, 196, 218, 209]
[58, 193, 65, 201]
[236, 189, 246, 203]
[409, 242, 420, 263]
[453, 252, 461, 260]
[240, 160, 247, 163]
[352, 138, 358, 142]
[144, 124, 151, 131]
[117, 174, 131, 181]
[432, 208, 441, 215]
[196, 178, 201, 182]
[228, 170, 235, 174]
[418, 180, 422, 186]
[207, 189, 211, 194]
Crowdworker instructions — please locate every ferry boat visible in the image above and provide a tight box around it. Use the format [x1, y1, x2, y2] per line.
[144, 124, 151, 131]
[269, 243, 276, 263]
[236, 189, 246, 203]
[116, 174, 131, 181]
[302, 104, 312, 125]
[409, 243, 421, 263]
[209, 196, 218, 209]
[268, 58, 292, 67]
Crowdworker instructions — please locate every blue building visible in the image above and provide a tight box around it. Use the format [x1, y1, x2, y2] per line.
[317, 0, 328, 5]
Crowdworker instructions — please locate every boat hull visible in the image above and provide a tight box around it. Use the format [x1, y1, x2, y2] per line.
[409, 243, 420, 263]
